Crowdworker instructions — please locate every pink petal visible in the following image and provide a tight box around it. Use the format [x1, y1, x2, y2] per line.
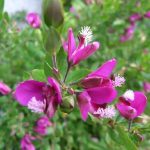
[47, 77, 62, 103]
[88, 59, 117, 78]
[144, 11, 150, 18]
[143, 82, 150, 93]
[21, 134, 35, 150]
[14, 80, 45, 106]
[26, 12, 41, 29]
[68, 28, 76, 61]
[131, 92, 147, 117]
[72, 42, 100, 65]
[46, 96, 58, 118]
[62, 41, 68, 52]
[87, 87, 117, 104]
[0, 82, 11, 95]
[80, 76, 112, 89]
[116, 103, 137, 120]
[77, 91, 91, 121]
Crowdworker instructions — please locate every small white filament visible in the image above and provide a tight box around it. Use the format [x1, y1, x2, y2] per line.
[113, 74, 125, 87]
[27, 97, 46, 113]
[123, 90, 134, 101]
[94, 106, 116, 118]
[79, 26, 93, 45]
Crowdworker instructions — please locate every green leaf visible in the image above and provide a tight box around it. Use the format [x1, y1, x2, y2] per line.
[57, 47, 67, 78]
[66, 69, 91, 83]
[0, 0, 4, 14]
[116, 126, 137, 150]
[23, 72, 31, 80]
[44, 53, 53, 77]
[31, 69, 46, 81]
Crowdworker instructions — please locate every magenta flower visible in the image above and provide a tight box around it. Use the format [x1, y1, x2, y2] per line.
[120, 24, 136, 42]
[64, 27, 100, 66]
[34, 116, 52, 135]
[144, 11, 150, 19]
[21, 134, 35, 150]
[143, 82, 150, 93]
[80, 59, 120, 88]
[116, 90, 147, 120]
[77, 59, 118, 121]
[26, 12, 41, 29]
[128, 13, 142, 23]
[0, 81, 11, 95]
[14, 77, 62, 118]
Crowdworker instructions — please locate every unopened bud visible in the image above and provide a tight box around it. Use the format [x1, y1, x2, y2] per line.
[60, 96, 74, 113]
[43, 0, 64, 28]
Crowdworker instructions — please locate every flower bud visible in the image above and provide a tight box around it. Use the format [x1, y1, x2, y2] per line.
[60, 96, 74, 113]
[43, 0, 64, 28]
[0, 81, 11, 95]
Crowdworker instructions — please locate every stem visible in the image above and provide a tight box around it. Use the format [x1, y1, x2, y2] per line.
[63, 64, 71, 83]
[52, 54, 57, 69]
[128, 119, 133, 132]
[69, 81, 80, 86]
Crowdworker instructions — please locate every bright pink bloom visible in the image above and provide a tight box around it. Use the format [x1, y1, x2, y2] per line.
[128, 13, 142, 23]
[120, 24, 136, 42]
[26, 12, 41, 29]
[77, 59, 118, 121]
[64, 28, 100, 66]
[21, 134, 35, 150]
[143, 82, 150, 93]
[144, 11, 150, 19]
[14, 77, 62, 118]
[80, 59, 117, 88]
[0, 81, 11, 95]
[116, 91, 147, 120]
[34, 116, 52, 135]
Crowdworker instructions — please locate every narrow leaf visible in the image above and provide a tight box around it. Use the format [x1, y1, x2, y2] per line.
[67, 69, 91, 83]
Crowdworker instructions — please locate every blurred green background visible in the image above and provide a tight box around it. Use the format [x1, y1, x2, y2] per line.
[0, 0, 150, 149]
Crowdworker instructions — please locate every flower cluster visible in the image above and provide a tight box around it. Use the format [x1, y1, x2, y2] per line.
[120, 11, 150, 42]
[21, 116, 52, 149]
[14, 26, 147, 122]
[34, 116, 52, 135]
[11, 26, 147, 149]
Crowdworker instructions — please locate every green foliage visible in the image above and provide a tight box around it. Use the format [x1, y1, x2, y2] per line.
[66, 69, 91, 83]
[0, 0, 150, 149]
[31, 69, 46, 81]
[57, 47, 68, 78]
[0, 0, 4, 14]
